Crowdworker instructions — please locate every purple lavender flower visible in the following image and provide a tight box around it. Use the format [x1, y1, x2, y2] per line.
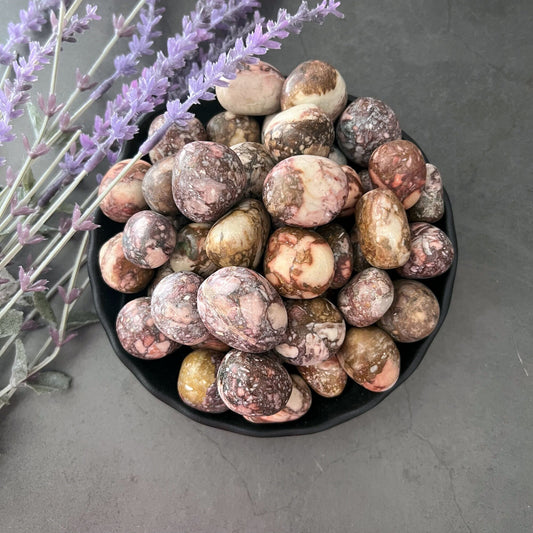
[18, 266, 48, 293]
[48, 327, 77, 348]
[71, 204, 99, 231]
[57, 285, 81, 305]
[16, 222, 46, 245]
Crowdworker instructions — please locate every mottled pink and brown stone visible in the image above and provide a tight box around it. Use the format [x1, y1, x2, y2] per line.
[378, 280, 440, 343]
[172, 141, 246, 223]
[297, 353, 347, 398]
[397, 222, 454, 279]
[244, 375, 312, 424]
[338, 165, 364, 218]
[197, 267, 288, 353]
[337, 326, 400, 392]
[281, 60, 348, 121]
[263, 104, 334, 161]
[116, 297, 179, 359]
[230, 142, 276, 199]
[141, 156, 179, 216]
[206, 111, 260, 146]
[263, 155, 347, 228]
[151, 272, 209, 345]
[178, 349, 228, 414]
[191, 333, 229, 352]
[356, 188, 411, 269]
[215, 61, 285, 116]
[122, 210, 177, 269]
[99, 233, 154, 294]
[336, 97, 401, 167]
[148, 113, 207, 163]
[98, 159, 150, 223]
[217, 350, 292, 416]
[169, 222, 218, 277]
[337, 268, 394, 327]
[147, 262, 174, 296]
[350, 226, 372, 273]
[317, 223, 353, 289]
[264, 227, 335, 299]
[408, 163, 445, 223]
[275, 298, 346, 367]
[369, 139, 426, 209]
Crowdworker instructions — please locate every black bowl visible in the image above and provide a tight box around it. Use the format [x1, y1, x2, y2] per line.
[87, 97, 458, 437]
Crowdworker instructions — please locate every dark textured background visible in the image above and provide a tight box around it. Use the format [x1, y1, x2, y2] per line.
[1, 1, 532, 532]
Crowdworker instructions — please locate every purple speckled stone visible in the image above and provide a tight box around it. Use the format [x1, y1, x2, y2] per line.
[317, 223, 353, 289]
[396, 222, 455, 279]
[197, 267, 288, 353]
[151, 272, 209, 345]
[336, 97, 401, 167]
[217, 350, 292, 416]
[122, 210, 177, 269]
[408, 164, 445, 223]
[116, 297, 179, 359]
[142, 156, 180, 216]
[172, 141, 246, 223]
[263, 155, 347, 228]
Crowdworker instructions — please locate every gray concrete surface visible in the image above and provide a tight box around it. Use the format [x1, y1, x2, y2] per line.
[1, 1, 532, 532]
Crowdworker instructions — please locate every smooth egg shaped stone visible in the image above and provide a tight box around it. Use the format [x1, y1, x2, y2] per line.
[217, 350, 292, 416]
[356, 188, 411, 269]
[141, 155, 179, 216]
[122, 210, 177, 269]
[369, 139, 426, 209]
[172, 141, 246, 223]
[169, 222, 218, 277]
[263, 104, 334, 161]
[244, 375, 312, 424]
[151, 272, 209, 345]
[148, 113, 207, 163]
[99, 232, 154, 293]
[263, 155, 347, 228]
[397, 222, 455, 279]
[191, 333, 229, 352]
[336, 97, 401, 167]
[147, 262, 174, 296]
[116, 297, 179, 359]
[205, 198, 270, 269]
[178, 349, 228, 413]
[297, 353, 347, 398]
[98, 159, 150, 223]
[408, 163, 445, 223]
[264, 227, 335, 299]
[337, 268, 394, 327]
[275, 298, 346, 366]
[337, 326, 400, 392]
[338, 165, 364, 218]
[215, 61, 285, 116]
[378, 279, 440, 343]
[230, 142, 276, 199]
[350, 226, 372, 273]
[281, 59, 347, 121]
[317, 223, 353, 289]
[206, 111, 260, 146]
[197, 267, 288, 353]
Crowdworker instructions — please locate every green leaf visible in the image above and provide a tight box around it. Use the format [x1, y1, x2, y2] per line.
[10, 339, 28, 386]
[27, 102, 45, 138]
[57, 203, 75, 215]
[67, 311, 100, 331]
[0, 309, 23, 337]
[26, 371, 71, 394]
[22, 168, 35, 193]
[33, 292, 57, 326]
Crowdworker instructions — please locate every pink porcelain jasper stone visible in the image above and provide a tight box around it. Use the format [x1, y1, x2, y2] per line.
[217, 350, 292, 416]
[397, 223, 454, 279]
[264, 227, 335, 299]
[336, 97, 401, 166]
[297, 354, 348, 398]
[98, 159, 150, 223]
[263, 104, 334, 161]
[215, 61, 285, 116]
[151, 272, 210, 345]
[122, 211, 177, 269]
[206, 111, 260, 146]
[317, 223, 353, 289]
[369, 139, 427, 209]
[172, 141, 246, 223]
[281, 59, 348, 121]
[116, 297, 179, 359]
[263, 155, 347, 227]
[408, 163, 445, 223]
[197, 267, 288, 353]
[338, 165, 364, 218]
[141, 156, 179, 216]
[244, 375, 312, 424]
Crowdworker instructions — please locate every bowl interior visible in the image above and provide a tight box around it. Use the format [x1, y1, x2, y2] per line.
[87, 97, 458, 437]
